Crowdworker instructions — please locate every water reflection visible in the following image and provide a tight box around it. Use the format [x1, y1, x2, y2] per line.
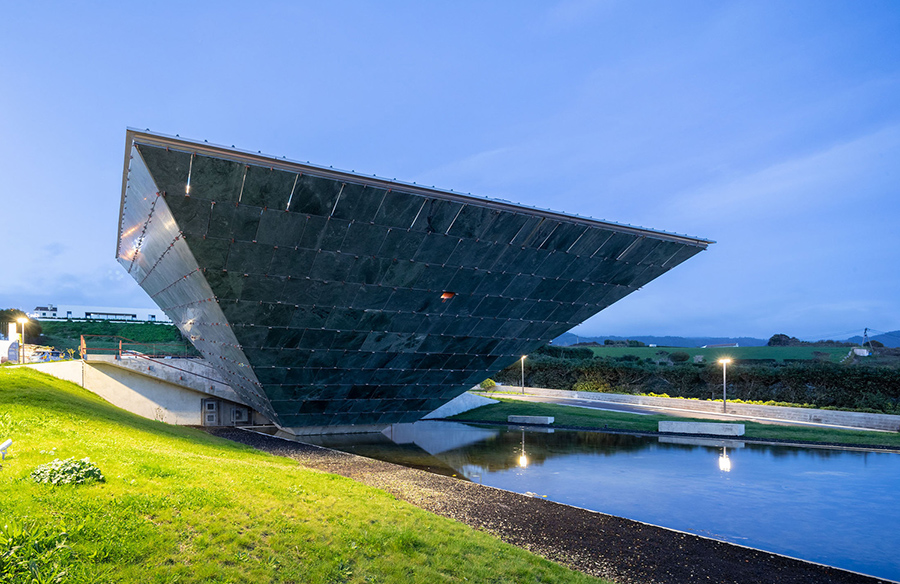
[295, 421, 900, 581]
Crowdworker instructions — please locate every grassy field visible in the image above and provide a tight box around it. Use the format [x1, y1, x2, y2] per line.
[0, 368, 604, 584]
[585, 345, 851, 363]
[455, 396, 900, 449]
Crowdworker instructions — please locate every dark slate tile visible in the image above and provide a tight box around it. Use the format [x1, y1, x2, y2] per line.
[288, 305, 331, 329]
[340, 222, 390, 255]
[231, 324, 269, 348]
[446, 204, 495, 239]
[331, 331, 368, 350]
[346, 255, 392, 286]
[255, 210, 307, 247]
[269, 248, 318, 278]
[663, 243, 704, 268]
[352, 286, 395, 312]
[616, 236, 658, 263]
[187, 237, 230, 271]
[413, 233, 460, 265]
[594, 231, 638, 259]
[233, 205, 264, 242]
[383, 289, 434, 313]
[331, 183, 386, 223]
[298, 329, 338, 350]
[289, 174, 343, 216]
[539, 222, 588, 253]
[308, 251, 357, 282]
[242, 275, 287, 302]
[297, 215, 327, 250]
[188, 154, 244, 203]
[503, 276, 548, 302]
[164, 194, 211, 237]
[378, 229, 426, 260]
[240, 165, 296, 210]
[373, 191, 426, 228]
[472, 296, 509, 318]
[137, 144, 190, 197]
[480, 212, 528, 244]
[508, 215, 544, 246]
[414, 265, 458, 291]
[225, 241, 274, 274]
[410, 198, 463, 234]
[640, 239, 682, 266]
[553, 280, 591, 303]
[521, 218, 560, 249]
[439, 294, 481, 317]
[263, 327, 304, 349]
[324, 307, 365, 331]
[204, 269, 246, 300]
[385, 311, 425, 333]
[380, 260, 426, 288]
[276, 349, 310, 368]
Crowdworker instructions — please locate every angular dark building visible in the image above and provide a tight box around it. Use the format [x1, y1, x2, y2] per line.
[117, 130, 711, 433]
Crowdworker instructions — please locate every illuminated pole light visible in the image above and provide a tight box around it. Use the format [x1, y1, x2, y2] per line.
[16, 317, 28, 365]
[521, 355, 526, 395]
[718, 358, 732, 413]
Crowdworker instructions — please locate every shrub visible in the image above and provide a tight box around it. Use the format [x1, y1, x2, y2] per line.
[31, 457, 105, 486]
[670, 351, 690, 363]
[479, 378, 496, 389]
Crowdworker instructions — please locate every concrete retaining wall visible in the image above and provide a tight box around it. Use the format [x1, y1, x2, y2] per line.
[494, 385, 900, 432]
[25, 360, 260, 427]
[659, 421, 744, 436]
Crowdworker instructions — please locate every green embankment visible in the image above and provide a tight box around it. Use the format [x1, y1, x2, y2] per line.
[39, 320, 197, 357]
[454, 397, 900, 449]
[586, 345, 850, 363]
[0, 368, 604, 584]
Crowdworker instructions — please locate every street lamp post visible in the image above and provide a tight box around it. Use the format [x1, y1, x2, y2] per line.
[16, 317, 28, 365]
[520, 355, 526, 395]
[718, 358, 732, 413]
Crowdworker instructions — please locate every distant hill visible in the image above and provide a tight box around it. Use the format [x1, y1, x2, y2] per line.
[847, 330, 900, 348]
[552, 333, 768, 348]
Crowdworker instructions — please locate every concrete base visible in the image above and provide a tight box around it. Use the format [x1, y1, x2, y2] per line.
[508, 415, 555, 425]
[277, 424, 388, 437]
[422, 391, 499, 419]
[659, 421, 745, 436]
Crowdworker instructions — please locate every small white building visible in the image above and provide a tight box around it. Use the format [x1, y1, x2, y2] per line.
[28, 304, 172, 323]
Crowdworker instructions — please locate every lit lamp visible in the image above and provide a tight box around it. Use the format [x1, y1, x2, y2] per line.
[520, 355, 526, 395]
[16, 317, 28, 365]
[718, 358, 732, 413]
[718, 446, 732, 472]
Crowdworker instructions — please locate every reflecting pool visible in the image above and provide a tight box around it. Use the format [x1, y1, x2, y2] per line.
[301, 421, 900, 581]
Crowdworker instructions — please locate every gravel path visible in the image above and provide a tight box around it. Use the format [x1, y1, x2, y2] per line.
[209, 428, 890, 584]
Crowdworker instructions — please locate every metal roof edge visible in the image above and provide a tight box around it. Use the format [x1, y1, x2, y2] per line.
[123, 128, 715, 248]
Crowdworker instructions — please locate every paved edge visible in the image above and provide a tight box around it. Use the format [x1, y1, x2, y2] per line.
[208, 427, 893, 584]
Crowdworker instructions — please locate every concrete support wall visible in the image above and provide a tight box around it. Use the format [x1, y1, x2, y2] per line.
[26, 360, 262, 427]
[26, 360, 84, 386]
[491, 385, 900, 432]
[83, 363, 204, 425]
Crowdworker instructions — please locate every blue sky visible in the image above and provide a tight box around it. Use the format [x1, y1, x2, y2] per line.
[1, 1, 898, 339]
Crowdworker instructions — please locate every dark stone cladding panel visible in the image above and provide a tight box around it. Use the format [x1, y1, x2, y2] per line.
[124, 141, 708, 429]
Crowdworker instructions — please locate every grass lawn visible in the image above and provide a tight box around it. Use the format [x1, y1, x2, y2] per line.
[586, 345, 850, 363]
[453, 396, 900, 449]
[0, 368, 605, 584]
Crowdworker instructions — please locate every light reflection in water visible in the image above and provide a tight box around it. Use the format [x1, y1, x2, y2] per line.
[296, 421, 900, 581]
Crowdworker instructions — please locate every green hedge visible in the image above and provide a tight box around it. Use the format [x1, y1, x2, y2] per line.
[494, 354, 900, 414]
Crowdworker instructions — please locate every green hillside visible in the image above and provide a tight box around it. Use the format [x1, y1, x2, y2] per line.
[0, 368, 602, 584]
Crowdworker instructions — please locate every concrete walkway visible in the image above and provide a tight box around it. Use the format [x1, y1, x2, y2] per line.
[486, 389, 897, 432]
